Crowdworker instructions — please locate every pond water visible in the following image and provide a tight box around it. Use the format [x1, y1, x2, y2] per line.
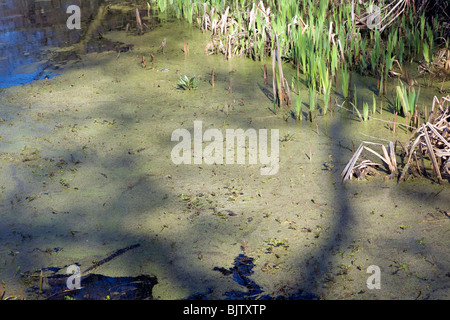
[0, 1, 449, 300]
[0, 0, 82, 87]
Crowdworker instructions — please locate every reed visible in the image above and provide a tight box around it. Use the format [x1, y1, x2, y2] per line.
[413, 25, 420, 56]
[272, 48, 277, 111]
[318, 58, 331, 114]
[398, 40, 404, 64]
[363, 101, 369, 122]
[359, 40, 368, 73]
[309, 86, 316, 121]
[39, 270, 43, 294]
[341, 64, 350, 99]
[152, 0, 444, 125]
[378, 71, 384, 96]
[423, 41, 431, 65]
[331, 43, 338, 86]
[395, 89, 402, 115]
[136, 7, 143, 34]
[323, 85, 331, 115]
[183, 38, 188, 56]
[352, 85, 363, 121]
[393, 112, 397, 133]
[156, 0, 442, 78]
[295, 94, 302, 121]
[420, 12, 426, 41]
[272, 34, 289, 108]
[384, 51, 394, 95]
[297, 30, 308, 74]
[372, 93, 376, 115]
[395, 81, 420, 119]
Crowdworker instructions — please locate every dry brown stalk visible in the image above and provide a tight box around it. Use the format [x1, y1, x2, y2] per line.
[135, 8, 143, 34]
[341, 141, 398, 183]
[423, 125, 443, 183]
[393, 112, 397, 133]
[398, 95, 449, 183]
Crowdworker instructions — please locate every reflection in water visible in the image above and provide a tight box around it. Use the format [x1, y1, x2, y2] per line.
[0, 0, 101, 88]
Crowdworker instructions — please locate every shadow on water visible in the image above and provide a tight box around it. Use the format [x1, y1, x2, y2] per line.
[187, 254, 319, 300]
[300, 117, 355, 296]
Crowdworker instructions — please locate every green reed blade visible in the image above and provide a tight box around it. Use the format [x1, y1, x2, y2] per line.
[363, 101, 369, 121]
[309, 86, 316, 112]
[296, 94, 303, 121]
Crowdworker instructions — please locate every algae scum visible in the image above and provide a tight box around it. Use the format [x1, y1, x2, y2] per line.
[0, 1, 449, 300]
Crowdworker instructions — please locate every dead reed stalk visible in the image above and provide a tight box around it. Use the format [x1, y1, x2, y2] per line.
[183, 38, 188, 57]
[343, 95, 449, 184]
[136, 8, 143, 34]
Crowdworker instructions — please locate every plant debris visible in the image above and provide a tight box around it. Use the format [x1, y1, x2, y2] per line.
[342, 95, 450, 184]
[341, 141, 397, 183]
[399, 96, 450, 183]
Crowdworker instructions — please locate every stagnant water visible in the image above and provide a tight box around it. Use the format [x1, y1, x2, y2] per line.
[0, 1, 449, 300]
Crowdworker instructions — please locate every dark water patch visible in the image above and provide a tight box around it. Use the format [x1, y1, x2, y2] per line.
[21, 243, 157, 300]
[22, 266, 157, 300]
[213, 254, 265, 299]
[44, 273, 157, 300]
[188, 254, 319, 300]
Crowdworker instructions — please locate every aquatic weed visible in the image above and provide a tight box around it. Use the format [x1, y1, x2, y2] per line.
[177, 75, 198, 90]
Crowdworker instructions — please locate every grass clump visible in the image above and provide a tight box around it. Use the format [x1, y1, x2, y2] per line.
[395, 82, 420, 117]
[177, 75, 198, 90]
